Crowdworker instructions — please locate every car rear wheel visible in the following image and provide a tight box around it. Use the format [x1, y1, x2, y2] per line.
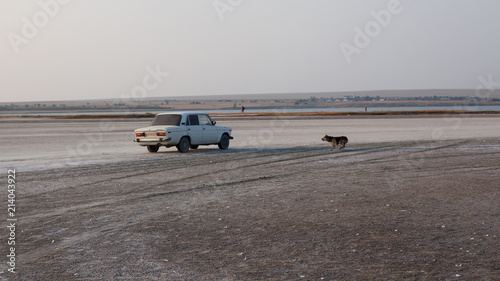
[176, 137, 190, 153]
[147, 145, 159, 153]
[218, 134, 230, 150]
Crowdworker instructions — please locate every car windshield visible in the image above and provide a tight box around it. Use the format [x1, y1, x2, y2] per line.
[150, 114, 182, 126]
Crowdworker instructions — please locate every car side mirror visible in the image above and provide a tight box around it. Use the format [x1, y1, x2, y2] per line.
[212, 121, 216, 125]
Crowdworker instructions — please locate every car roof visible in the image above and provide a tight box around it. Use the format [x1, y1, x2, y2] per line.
[156, 111, 209, 116]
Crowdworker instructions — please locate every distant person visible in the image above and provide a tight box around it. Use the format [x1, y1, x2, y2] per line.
[241, 106, 245, 113]
[364, 105, 367, 112]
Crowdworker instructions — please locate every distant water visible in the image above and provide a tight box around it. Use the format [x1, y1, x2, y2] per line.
[2, 105, 500, 116]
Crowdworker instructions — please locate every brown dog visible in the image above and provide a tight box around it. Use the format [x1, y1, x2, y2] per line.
[321, 135, 348, 151]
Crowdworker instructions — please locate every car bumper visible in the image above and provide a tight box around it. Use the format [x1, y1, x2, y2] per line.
[134, 137, 172, 146]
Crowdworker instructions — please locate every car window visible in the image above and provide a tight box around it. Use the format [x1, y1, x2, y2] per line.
[188, 115, 199, 126]
[198, 114, 212, 125]
[150, 114, 181, 126]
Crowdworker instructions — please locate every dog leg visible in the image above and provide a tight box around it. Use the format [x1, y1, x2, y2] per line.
[338, 141, 346, 150]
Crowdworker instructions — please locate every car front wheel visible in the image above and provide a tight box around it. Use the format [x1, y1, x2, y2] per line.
[218, 134, 230, 150]
[177, 137, 190, 153]
[147, 145, 159, 153]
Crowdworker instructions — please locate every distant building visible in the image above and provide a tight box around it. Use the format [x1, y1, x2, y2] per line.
[342, 94, 356, 101]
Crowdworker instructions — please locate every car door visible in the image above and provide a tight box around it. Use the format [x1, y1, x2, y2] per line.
[199, 114, 219, 144]
[186, 114, 203, 145]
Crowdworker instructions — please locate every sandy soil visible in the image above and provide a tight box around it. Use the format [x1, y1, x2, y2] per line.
[1, 116, 499, 280]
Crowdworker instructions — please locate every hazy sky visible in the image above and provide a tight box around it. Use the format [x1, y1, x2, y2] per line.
[1, 0, 500, 103]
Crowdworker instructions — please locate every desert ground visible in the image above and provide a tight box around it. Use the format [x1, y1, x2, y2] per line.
[0, 115, 499, 280]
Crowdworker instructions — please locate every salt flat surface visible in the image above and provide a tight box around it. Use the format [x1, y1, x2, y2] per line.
[1, 116, 499, 172]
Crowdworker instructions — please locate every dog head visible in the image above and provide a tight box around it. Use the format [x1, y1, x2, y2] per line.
[321, 135, 330, 142]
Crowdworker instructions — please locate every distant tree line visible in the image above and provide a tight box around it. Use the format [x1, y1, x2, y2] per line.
[0, 103, 173, 111]
[1, 95, 498, 111]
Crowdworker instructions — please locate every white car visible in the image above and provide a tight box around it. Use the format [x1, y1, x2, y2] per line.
[134, 112, 233, 153]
